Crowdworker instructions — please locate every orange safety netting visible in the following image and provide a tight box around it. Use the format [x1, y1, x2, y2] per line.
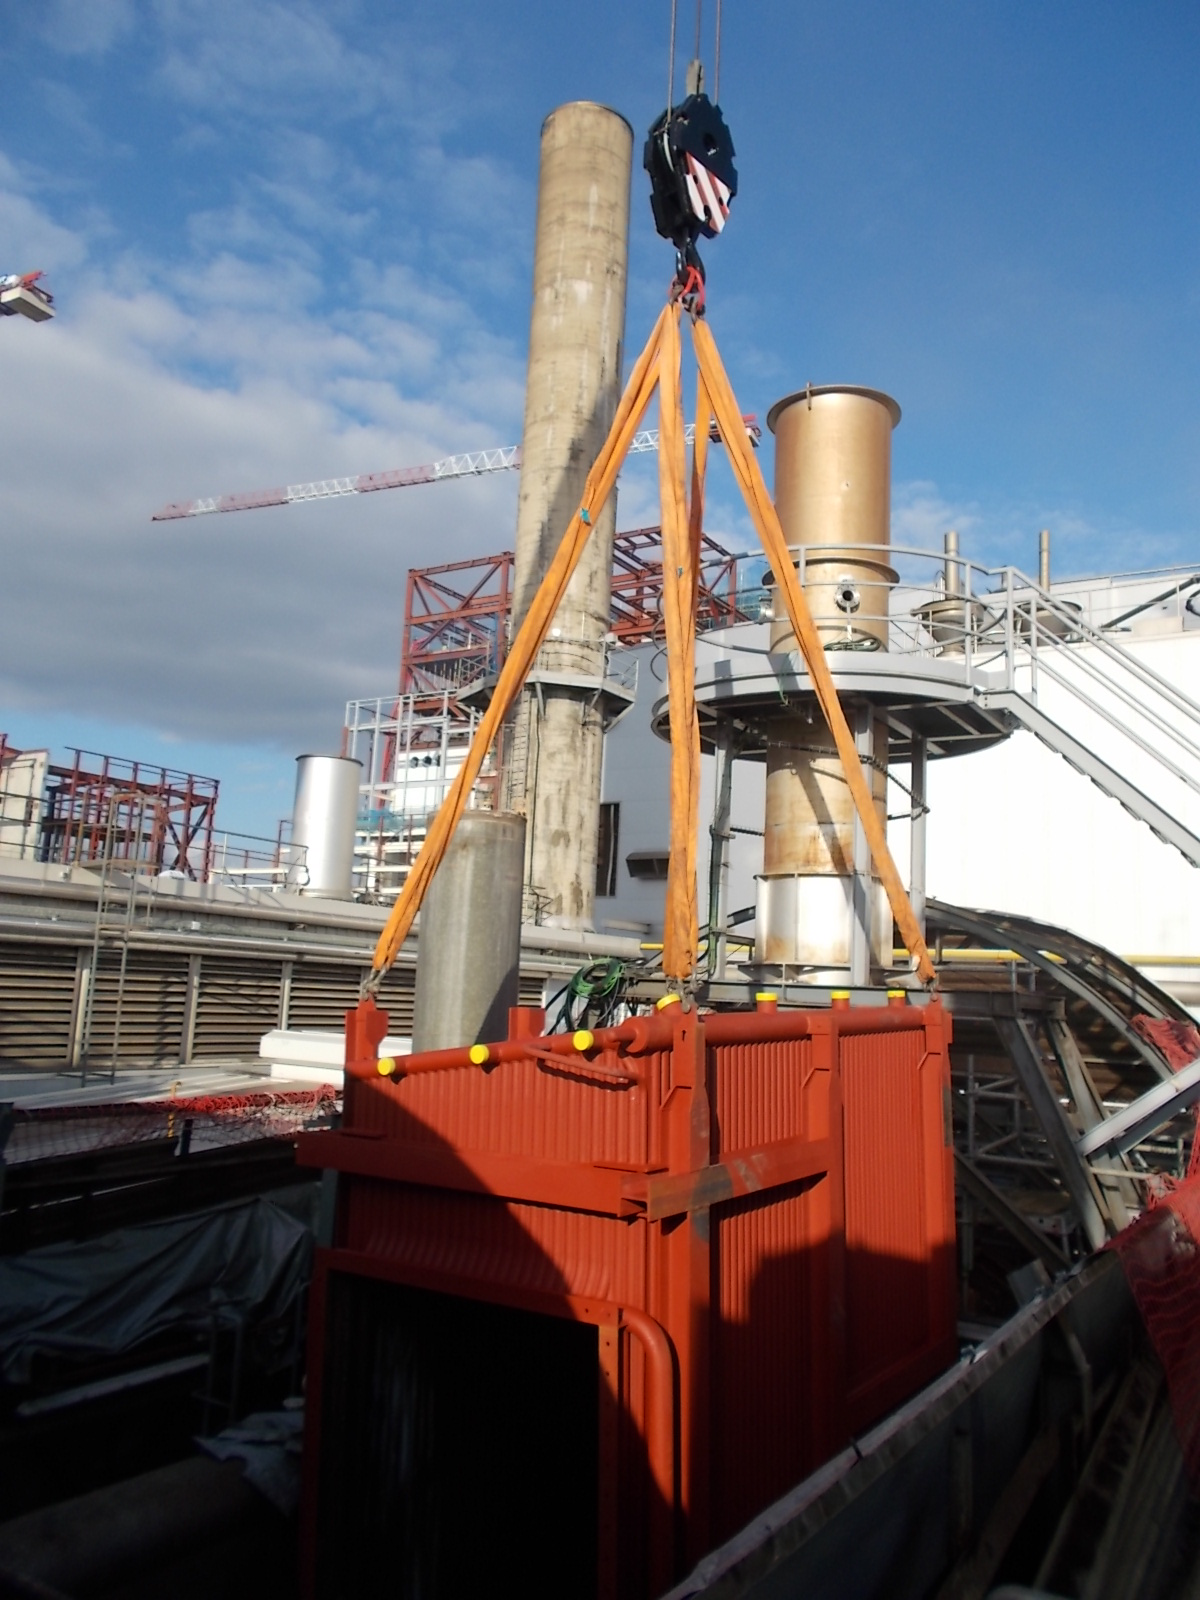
[1110, 1174, 1200, 1486]
[368, 302, 936, 989]
[4, 1087, 340, 1166]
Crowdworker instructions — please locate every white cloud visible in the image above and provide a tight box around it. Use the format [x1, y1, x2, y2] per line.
[891, 480, 981, 553]
[38, 0, 136, 56]
[0, 164, 528, 752]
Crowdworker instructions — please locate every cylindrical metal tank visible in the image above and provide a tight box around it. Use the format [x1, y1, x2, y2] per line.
[766, 386, 900, 651]
[289, 755, 361, 900]
[501, 102, 632, 928]
[759, 709, 892, 974]
[758, 386, 901, 979]
[412, 810, 526, 1052]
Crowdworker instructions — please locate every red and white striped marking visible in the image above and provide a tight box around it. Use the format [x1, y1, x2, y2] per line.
[684, 155, 732, 234]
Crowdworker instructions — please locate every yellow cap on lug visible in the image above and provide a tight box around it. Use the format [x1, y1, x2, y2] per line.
[376, 1057, 396, 1077]
[572, 1029, 595, 1053]
[469, 1043, 491, 1067]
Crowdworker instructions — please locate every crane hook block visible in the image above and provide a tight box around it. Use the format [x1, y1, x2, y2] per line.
[644, 94, 737, 252]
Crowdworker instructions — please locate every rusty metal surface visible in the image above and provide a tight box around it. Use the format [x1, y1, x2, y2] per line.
[299, 996, 956, 1600]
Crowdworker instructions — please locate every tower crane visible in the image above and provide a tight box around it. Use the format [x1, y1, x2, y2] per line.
[150, 416, 759, 521]
[0, 270, 54, 323]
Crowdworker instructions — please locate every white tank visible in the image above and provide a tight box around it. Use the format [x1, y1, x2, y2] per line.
[289, 755, 362, 899]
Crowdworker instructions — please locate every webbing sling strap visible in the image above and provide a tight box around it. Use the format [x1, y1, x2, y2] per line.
[691, 318, 937, 984]
[367, 304, 937, 991]
[367, 308, 670, 985]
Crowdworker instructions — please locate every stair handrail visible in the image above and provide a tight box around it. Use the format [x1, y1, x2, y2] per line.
[995, 564, 1200, 728]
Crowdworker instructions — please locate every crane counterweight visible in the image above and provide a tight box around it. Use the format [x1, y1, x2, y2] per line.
[0, 270, 54, 323]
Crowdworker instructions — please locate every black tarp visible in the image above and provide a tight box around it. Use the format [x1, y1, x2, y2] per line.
[0, 1194, 312, 1383]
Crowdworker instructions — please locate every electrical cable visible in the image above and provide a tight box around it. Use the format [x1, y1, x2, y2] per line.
[549, 958, 631, 1033]
[714, 0, 722, 99]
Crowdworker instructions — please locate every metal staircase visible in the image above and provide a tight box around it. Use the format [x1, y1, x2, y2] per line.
[959, 565, 1200, 867]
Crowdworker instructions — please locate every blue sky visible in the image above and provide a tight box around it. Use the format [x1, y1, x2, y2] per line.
[1, 0, 1198, 835]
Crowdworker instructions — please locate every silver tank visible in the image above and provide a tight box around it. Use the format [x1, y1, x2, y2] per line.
[289, 755, 361, 899]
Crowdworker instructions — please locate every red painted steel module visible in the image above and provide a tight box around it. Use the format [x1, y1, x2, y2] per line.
[298, 993, 956, 1599]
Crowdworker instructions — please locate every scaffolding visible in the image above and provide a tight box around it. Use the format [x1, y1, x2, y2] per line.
[38, 749, 219, 877]
[401, 527, 758, 708]
[343, 694, 493, 897]
[0, 741, 219, 879]
[354, 529, 757, 900]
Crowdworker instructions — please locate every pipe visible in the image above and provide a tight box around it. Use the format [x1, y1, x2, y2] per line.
[411, 810, 525, 1052]
[944, 529, 961, 597]
[362, 997, 941, 1081]
[288, 755, 362, 899]
[909, 736, 928, 937]
[619, 1306, 677, 1595]
[1039, 529, 1052, 591]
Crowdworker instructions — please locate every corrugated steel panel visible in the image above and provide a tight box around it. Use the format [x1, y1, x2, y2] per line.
[341, 1179, 651, 1308]
[191, 955, 281, 1057]
[0, 941, 78, 1065]
[348, 1046, 666, 1168]
[840, 1020, 957, 1428]
[713, 1182, 836, 1540]
[287, 961, 368, 1031]
[301, 998, 957, 1600]
[712, 1036, 820, 1153]
[86, 950, 189, 1063]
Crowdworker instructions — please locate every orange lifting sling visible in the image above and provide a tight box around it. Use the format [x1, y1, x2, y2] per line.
[367, 303, 936, 991]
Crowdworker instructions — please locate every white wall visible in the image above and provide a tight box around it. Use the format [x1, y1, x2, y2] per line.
[598, 584, 1200, 991]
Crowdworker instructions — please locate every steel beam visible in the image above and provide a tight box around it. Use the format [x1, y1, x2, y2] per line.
[995, 1014, 1109, 1250]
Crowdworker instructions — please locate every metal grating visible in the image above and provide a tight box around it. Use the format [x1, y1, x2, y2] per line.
[192, 956, 282, 1058]
[0, 941, 78, 1065]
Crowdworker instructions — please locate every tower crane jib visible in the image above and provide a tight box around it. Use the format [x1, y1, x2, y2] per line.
[151, 418, 759, 521]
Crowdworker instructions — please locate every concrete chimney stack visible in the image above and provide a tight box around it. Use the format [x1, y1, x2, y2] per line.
[501, 102, 633, 928]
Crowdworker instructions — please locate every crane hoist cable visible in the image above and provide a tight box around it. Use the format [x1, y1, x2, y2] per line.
[646, 1, 736, 315]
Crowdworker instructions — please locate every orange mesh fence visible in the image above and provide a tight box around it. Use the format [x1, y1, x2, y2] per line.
[1132, 1014, 1200, 1072]
[1109, 1173, 1200, 1485]
[3, 1087, 340, 1166]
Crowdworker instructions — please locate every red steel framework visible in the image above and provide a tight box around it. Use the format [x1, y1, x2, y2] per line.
[298, 993, 956, 1598]
[358, 529, 757, 820]
[29, 747, 219, 878]
[400, 527, 753, 712]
